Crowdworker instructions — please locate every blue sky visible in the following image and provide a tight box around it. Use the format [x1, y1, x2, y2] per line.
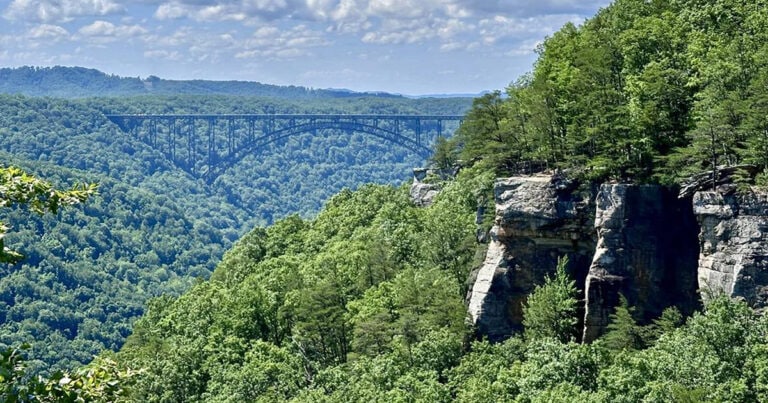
[0, 0, 610, 95]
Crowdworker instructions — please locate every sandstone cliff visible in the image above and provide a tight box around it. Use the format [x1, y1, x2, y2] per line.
[467, 175, 729, 342]
[694, 190, 768, 309]
[467, 174, 595, 341]
[582, 184, 700, 341]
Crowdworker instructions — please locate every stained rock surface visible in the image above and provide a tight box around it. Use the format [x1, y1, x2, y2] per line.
[467, 175, 595, 341]
[582, 185, 700, 341]
[469, 175, 706, 342]
[694, 190, 768, 309]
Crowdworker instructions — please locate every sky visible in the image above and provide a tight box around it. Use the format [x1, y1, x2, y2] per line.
[0, 0, 611, 95]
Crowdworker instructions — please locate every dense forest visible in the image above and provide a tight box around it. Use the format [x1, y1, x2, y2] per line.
[101, 0, 768, 401]
[4, 0, 768, 400]
[110, 178, 768, 402]
[452, 0, 768, 186]
[0, 91, 470, 373]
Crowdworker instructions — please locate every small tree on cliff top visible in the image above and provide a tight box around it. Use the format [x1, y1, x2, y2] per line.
[523, 256, 579, 343]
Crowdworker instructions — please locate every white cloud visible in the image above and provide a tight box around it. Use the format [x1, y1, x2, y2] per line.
[3, 0, 124, 23]
[144, 49, 182, 60]
[27, 24, 70, 40]
[154, 2, 189, 19]
[79, 20, 146, 36]
[154, 0, 304, 22]
[477, 14, 583, 46]
[77, 20, 147, 44]
[142, 0, 607, 55]
[236, 24, 328, 59]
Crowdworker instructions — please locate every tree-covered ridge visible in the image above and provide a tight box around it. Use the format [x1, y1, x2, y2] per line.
[0, 66, 405, 99]
[455, 0, 768, 184]
[0, 155, 225, 374]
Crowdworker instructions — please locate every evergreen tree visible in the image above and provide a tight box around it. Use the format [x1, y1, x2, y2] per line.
[602, 295, 644, 351]
[522, 256, 579, 343]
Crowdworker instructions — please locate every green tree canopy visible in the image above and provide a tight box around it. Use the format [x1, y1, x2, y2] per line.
[0, 165, 96, 263]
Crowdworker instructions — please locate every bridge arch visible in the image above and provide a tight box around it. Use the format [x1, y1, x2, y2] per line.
[205, 120, 432, 182]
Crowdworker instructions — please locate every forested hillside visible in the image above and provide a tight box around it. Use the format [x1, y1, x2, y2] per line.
[454, 0, 768, 185]
[0, 92, 470, 372]
[115, 175, 768, 402]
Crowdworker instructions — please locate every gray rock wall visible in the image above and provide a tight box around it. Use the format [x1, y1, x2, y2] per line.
[468, 176, 702, 342]
[467, 175, 595, 341]
[468, 175, 768, 343]
[582, 185, 700, 341]
[694, 190, 768, 309]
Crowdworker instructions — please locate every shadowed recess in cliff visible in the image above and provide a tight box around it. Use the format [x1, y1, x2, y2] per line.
[469, 176, 702, 343]
[583, 185, 701, 341]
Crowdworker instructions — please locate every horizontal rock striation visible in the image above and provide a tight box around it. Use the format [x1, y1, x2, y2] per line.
[694, 190, 768, 309]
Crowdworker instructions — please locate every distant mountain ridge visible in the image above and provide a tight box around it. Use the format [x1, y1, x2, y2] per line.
[0, 66, 405, 99]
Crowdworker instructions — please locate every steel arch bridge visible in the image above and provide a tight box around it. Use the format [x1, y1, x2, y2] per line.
[106, 113, 464, 183]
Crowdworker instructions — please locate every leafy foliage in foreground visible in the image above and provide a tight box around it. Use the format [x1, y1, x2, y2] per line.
[454, 0, 768, 184]
[0, 344, 141, 403]
[0, 165, 95, 264]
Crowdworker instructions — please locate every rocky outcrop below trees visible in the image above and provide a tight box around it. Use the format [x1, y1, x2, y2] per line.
[409, 167, 452, 207]
[468, 174, 768, 342]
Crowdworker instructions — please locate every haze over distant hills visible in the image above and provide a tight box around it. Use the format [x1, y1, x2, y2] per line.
[0, 66, 479, 99]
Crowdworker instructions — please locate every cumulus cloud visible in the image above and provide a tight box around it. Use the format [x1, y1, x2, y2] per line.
[27, 24, 70, 40]
[236, 24, 328, 59]
[77, 20, 147, 44]
[144, 49, 182, 60]
[142, 0, 608, 53]
[154, 0, 306, 22]
[3, 0, 124, 23]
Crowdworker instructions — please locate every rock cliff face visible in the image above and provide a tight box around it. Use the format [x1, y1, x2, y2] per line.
[582, 185, 700, 341]
[467, 175, 595, 341]
[694, 190, 768, 309]
[468, 175, 708, 342]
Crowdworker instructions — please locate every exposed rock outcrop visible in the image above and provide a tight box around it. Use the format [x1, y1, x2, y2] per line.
[409, 168, 440, 207]
[694, 190, 768, 309]
[467, 175, 595, 341]
[468, 173, 768, 343]
[582, 185, 700, 341]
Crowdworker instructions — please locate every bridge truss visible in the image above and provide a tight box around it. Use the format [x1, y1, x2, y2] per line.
[106, 114, 464, 183]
